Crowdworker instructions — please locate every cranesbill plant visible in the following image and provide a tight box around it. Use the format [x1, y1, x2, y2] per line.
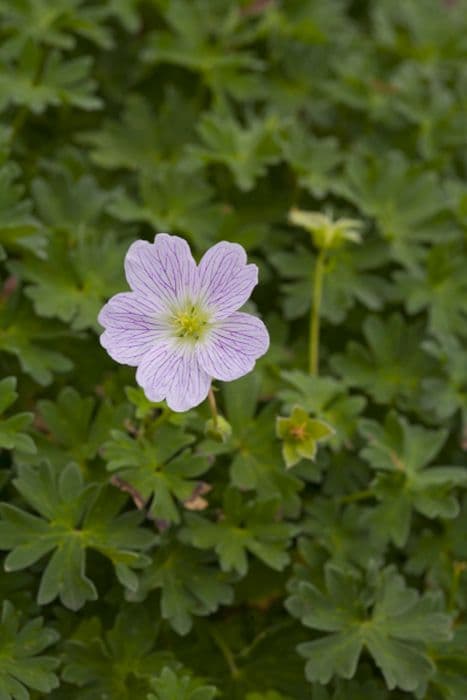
[98, 233, 269, 412]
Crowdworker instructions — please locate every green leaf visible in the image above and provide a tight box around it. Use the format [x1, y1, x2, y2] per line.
[271, 238, 390, 324]
[0, 43, 102, 114]
[141, 0, 263, 97]
[331, 313, 434, 408]
[0, 377, 35, 454]
[0, 298, 72, 386]
[287, 564, 452, 692]
[300, 498, 384, 570]
[221, 377, 303, 514]
[0, 0, 115, 54]
[421, 335, 467, 422]
[393, 243, 467, 340]
[0, 600, 59, 699]
[30, 386, 128, 468]
[189, 110, 281, 191]
[63, 605, 174, 699]
[109, 167, 224, 250]
[31, 160, 114, 232]
[82, 90, 198, 173]
[103, 423, 210, 524]
[183, 489, 297, 576]
[336, 150, 458, 265]
[359, 412, 467, 546]
[0, 163, 46, 258]
[14, 231, 128, 331]
[425, 624, 467, 700]
[279, 125, 342, 199]
[147, 667, 218, 700]
[0, 462, 154, 609]
[133, 542, 233, 635]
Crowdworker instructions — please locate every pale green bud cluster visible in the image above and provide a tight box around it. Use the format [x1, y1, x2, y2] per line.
[288, 208, 363, 250]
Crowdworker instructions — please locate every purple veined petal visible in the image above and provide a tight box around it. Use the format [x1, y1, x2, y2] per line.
[136, 340, 211, 412]
[196, 311, 269, 381]
[98, 292, 170, 365]
[197, 241, 258, 319]
[124, 233, 199, 312]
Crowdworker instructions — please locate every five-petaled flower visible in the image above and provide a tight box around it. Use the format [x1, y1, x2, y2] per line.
[98, 234, 269, 411]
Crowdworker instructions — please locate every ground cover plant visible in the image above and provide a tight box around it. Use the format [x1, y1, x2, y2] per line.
[0, 0, 466, 697]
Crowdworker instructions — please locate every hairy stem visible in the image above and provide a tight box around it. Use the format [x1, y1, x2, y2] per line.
[310, 248, 326, 375]
[207, 386, 218, 428]
[209, 628, 240, 678]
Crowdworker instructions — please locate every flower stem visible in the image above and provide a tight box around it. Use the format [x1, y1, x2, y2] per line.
[310, 248, 326, 375]
[207, 386, 218, 428]
[209, 628, 240, 678]
[338, 489, 374, 505]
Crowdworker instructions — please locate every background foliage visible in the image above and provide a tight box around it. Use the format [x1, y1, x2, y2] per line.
[0, 0, 466, 697]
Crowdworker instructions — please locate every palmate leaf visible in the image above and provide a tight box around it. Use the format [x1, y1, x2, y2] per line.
[393, 243, 467, 340]
[0, 600, 59, 700]
[300, 498, 384, 570]
[109, 167, 224, 250]
[189, 110, 281, 191]
[359, 412, 467, 546]
[147, 667, 218, 700]
[0, 0, 115, 55]
[287, 564, 453, 693]
[221, 374, 303, 514]
[424, 625, 467, 700]
[131, 542, 233, 636]
[31, 161, 114, 232]
[331, 313, 434, 409]
[183, 488, 297, 577]
[278, 124, 342, 199]
[141, 0, 263, 96]
[103, 423, 210, 524]
[0, 163, 46, 258]
[270, 237, 390, 324]
[13, 232, 128, 331]
[0, 377, 35, 454]
[406, 497, 467, 609]
[63, 605, 174, 700]
[0, 462, 155, 610]
[0, 296, 72, 386]
[389, 62, 467, 161]
[21, 386, 128, 468]
[335, 150, 457, 265]
[372, 0, 467, 64]
[421, 336, 467, 422]
[0, 43, 101, 115]
[82, 90, 198, 174]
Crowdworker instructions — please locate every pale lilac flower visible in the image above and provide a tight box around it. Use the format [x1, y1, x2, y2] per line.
[98, 233, 269, 412]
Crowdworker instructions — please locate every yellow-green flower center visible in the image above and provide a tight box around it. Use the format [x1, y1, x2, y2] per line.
[172, 305, 209, 341]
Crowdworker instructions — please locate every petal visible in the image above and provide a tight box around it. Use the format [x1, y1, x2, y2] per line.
[198, 241, 258, 319]
[124, 233, 198, 312]
[98, 292, 168, 365]
[196, 312, 269, 381]
[136, 341, 211, 412]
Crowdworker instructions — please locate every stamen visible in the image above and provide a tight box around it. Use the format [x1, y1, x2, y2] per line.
[172, 304, 209, 341]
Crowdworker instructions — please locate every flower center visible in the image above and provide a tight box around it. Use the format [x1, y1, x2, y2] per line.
[289, 423, 308, 441]
[172, 305, 209, 341]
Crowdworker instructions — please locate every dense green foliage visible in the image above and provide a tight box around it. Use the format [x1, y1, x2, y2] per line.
[0, 0, 466, 697]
